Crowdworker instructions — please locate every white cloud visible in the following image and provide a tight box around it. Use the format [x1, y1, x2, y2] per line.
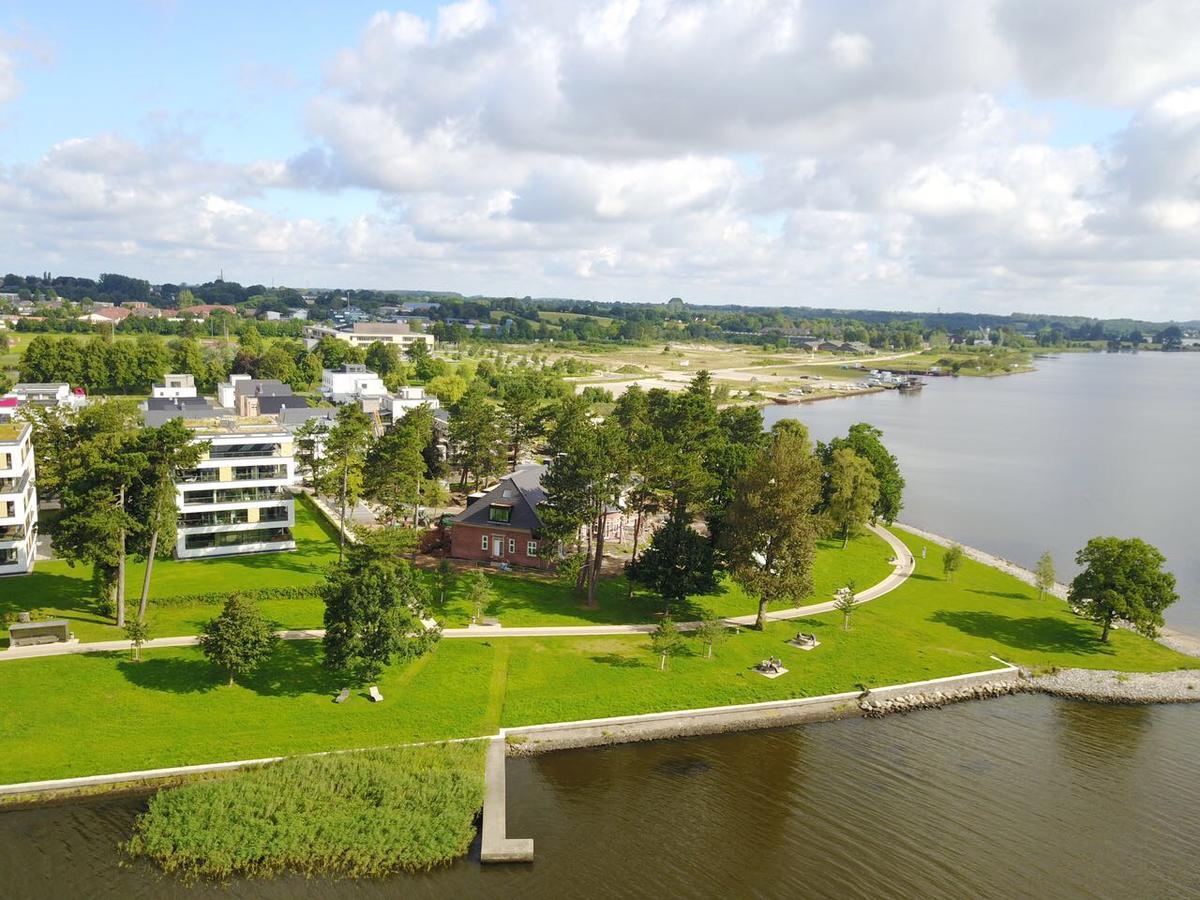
[4, 1, 1200, 319]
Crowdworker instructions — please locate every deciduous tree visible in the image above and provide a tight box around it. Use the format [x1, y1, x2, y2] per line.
[321, 537, 440, 685]
[1035, 551, 1056, 601]
[721, 422, 823, 630]
[826, 448, 880, 548]
[1068, 537, 1178, 642]
[198, 595, 277, 685]
[942, 544, 964, 582]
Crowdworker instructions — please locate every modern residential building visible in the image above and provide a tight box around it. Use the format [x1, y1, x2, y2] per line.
[321, 364, 388, 403]
[217, 374, 297, 416]
[174, 418, 297, 559]
[0, 422, 38, 574]
[449, 464, 549, 569]
[151, 373, 197, 399]
[386, 385, 440, 414]
[307, 322, 435, 352]
[5, 383, 88, 412]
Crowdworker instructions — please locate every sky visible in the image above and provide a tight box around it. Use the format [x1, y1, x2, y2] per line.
[1, 1, 1199, 319]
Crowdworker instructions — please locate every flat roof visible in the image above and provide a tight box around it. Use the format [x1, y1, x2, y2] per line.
[0, 422, 29, 443]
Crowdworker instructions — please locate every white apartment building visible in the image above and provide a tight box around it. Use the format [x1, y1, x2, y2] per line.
[0, 422, 38, 574]
[321, 364, 388, 403]
[308, 322, 435, 352]
[151, 374, 197, 399]
[383, 385, 441, 418]
[174, 419, 297, 559]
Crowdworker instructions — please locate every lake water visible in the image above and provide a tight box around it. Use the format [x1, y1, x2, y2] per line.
[4, 696, 1199, 899]
[764, 351, 1200, 630]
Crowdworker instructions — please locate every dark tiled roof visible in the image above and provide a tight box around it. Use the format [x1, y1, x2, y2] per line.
[235, 379, 293, 398]
[453, 464, 546, 532]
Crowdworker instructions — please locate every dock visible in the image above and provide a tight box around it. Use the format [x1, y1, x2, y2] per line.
[480, 737, 534, 863]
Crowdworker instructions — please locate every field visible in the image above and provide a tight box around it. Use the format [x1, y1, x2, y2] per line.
[435, 530, 894, 626]
[0, 495, 339, 646]
[1, 529, 1192, 785]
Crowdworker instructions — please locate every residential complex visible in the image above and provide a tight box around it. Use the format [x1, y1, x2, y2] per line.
[307, 321, 435, 352]
[321, 364, 388, 403]
[174, 418, 297, 559]
[0, 422, 38, 575]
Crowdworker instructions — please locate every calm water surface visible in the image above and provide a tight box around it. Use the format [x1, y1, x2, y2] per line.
[765, 351, 1200, 629]
[3, 696, 1199, 899]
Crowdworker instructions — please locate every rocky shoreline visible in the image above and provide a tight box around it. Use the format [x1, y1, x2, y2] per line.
[859, 667, 1200, 717]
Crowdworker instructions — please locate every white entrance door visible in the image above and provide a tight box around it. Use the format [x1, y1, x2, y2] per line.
[492, 535, 503, 558]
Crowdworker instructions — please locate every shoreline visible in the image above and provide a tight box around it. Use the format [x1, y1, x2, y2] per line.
[896, 521, 1200, 658]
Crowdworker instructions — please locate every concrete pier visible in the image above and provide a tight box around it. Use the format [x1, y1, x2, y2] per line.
[480, 736, 534, 863]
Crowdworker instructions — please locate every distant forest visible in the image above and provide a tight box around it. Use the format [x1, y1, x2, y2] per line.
[2, 270, 1193, 351]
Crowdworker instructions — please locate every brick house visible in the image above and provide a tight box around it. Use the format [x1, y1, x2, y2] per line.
[449, 464, 549, 569]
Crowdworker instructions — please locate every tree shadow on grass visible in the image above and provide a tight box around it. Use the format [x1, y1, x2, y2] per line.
[929, 610, 1114, 657]
[117, 640, 338, 697]
[908, 573, 941, 583]
[968, 588, 1031, 601]
[589, 653, 649, 668]
[118, 656, 223, 694]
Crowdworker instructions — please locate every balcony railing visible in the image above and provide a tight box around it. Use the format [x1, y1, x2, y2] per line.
[0, 524, 24, 542]
[178, 464, 288, 484]
[206, 444, 282, 460]
[183, 526, 294, 551]
[182, 487, 289, 506]
[179, 505, 290, 528]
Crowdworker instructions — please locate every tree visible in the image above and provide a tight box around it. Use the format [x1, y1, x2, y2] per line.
[363, 406, 445, 526]
[835, 580, 857, 630]
[321, 536, 440, 685]
[826, 448, 880, 547]
[650, 616, 686, 670]
[1035, 551, 1056, 601]
[129, 419, 205, 622]
[198, 595, 277, 685]
[498, 371, 544, 467]
[721, 423, 823, 630]
[628, 509, 716, 616]
[539, 397, 627, 608]
[124, 619, 151, 662]
[694, 616, 728, 659]
[365, 341, 401, 379]
[319, 404, 374, 562]
[17, 404, 74, 501]
[942, 544, 964, 582]
[436, 558, 455, 606]
[1068, 537, 1179, 642]
[54, 400, 146, 627]
[466, 571, 498, 623]
[447, 383, 505, 489]
[819, 424, 905, 524]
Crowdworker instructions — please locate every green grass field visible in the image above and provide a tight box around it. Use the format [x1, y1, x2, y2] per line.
[1, 529, 1192, 785]
[0, 495, 339, 646]
[434, 531, 894, 626]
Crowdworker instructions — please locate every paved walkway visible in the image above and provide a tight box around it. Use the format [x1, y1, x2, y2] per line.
[2, 525, 914, 661]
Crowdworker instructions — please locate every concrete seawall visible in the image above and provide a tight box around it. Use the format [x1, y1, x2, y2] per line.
[502, 666, 1020, 756]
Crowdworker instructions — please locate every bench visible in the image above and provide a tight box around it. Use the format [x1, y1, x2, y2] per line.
[9, 619, 73, 649]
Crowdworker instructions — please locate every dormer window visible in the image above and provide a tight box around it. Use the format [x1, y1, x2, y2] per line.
[488, 504, 512, 523]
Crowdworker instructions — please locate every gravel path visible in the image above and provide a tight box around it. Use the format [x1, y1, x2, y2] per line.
[1026, 667, 1200, 704]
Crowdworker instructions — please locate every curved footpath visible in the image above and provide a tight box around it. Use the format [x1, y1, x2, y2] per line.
[1, 524, 915, 662]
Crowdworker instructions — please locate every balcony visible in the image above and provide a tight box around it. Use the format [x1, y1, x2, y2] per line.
[177, 468, 222, 484]
[206, 443, 282, 460]
[183, 526, 294, 551]
[179, 505, 290, 528]
[0, 524, 24, 543]
[182, 486, 289, 506]
[232, 464, 289, 482]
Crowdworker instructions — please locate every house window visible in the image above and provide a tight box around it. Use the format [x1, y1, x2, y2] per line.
[508, 538, 516, 553]
[488, 505, 512, 523]
[527, 541, 538, 557]
[481, 535, 489, 551]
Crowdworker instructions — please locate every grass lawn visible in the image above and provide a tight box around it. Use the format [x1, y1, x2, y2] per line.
[0, 495, 339, 646]
[1, 526, 1193, 785]
[433, 530, 894, 626]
